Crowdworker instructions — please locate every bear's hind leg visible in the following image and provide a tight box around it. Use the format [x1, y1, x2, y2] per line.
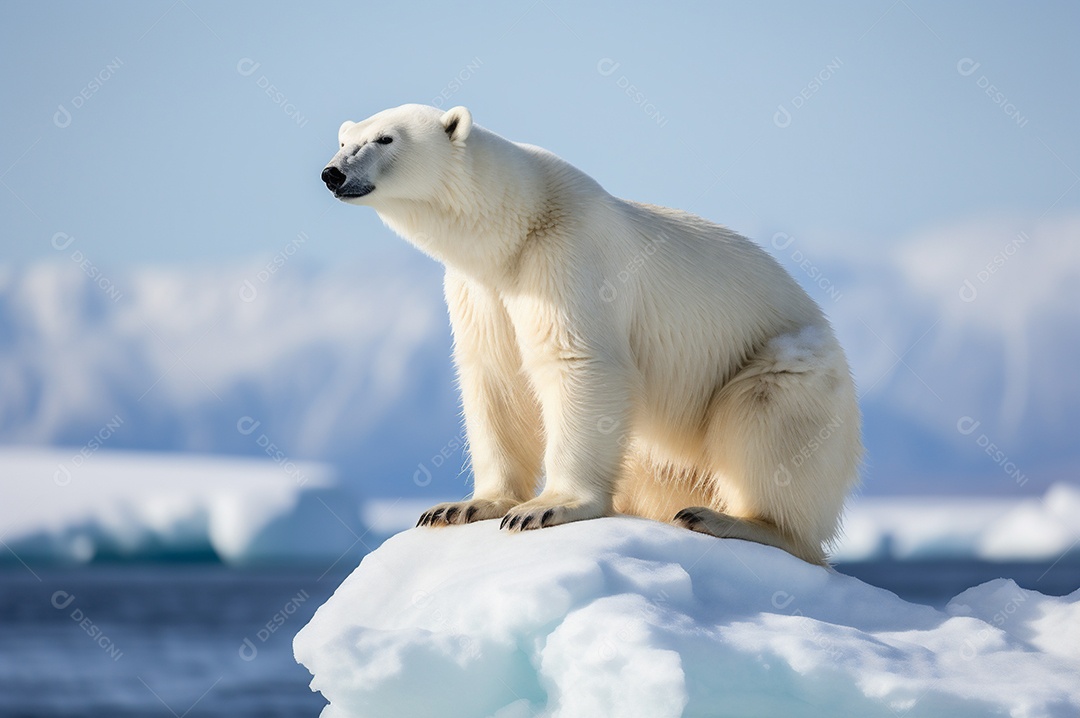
[692, 326, 861, 564]
[672, 507, 820, 564]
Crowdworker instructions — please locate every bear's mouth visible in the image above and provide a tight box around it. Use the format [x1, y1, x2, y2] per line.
[336, 183, 375, 199]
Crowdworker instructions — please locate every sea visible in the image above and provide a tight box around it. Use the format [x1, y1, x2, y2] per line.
[1, 558, 1078, 718]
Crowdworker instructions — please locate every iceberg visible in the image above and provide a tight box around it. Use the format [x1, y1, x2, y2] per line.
[835, 483, 1080, 562]
[295, 518, 1080, 717]
[0, 448, 367, 565]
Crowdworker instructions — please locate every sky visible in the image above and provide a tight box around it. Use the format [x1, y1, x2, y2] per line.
[1, 0, 1078, 499]
[2, 0, 1076, 267]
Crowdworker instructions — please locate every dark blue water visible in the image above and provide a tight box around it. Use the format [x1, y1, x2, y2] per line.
[0, 564, 350, 718]
[1, 559, 1077, 718]
[835, 557, 1080, 607]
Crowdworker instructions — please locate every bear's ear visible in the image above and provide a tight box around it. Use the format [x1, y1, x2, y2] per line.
[440, 106, 472, 143]
[338, 120, 355, 142]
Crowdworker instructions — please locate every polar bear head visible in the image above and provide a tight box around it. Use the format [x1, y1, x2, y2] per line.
[320, 103, 472, 205]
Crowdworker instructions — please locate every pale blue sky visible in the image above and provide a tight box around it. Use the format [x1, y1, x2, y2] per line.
[2, 0, 1077, 267]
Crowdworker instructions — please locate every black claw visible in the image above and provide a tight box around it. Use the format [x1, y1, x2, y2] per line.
[465, 506, 478, 523]
[508, 515, 520, 530]
[431, 508, 445, 523]
[520, 515, 534, 530]
[540, 509, 555, 527]
[416, 514, 425, 528]
[444, 507, 459, 523]
[674, 509, 700, 527]
[500, 515, 511, 530]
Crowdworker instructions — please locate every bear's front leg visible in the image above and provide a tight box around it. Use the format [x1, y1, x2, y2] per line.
[418, 273, 544, 528]
[415, 356, 543, 528]
[500, 354, 631, 531]
[416, 357, 541, 527]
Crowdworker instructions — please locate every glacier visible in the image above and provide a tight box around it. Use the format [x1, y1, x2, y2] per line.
[294, 518, 1080, 718]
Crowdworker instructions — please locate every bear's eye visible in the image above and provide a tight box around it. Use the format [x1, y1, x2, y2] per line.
[340, 142, 344, 148]
[375, 136, 393, 145]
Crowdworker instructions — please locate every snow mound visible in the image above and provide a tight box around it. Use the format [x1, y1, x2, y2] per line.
[835, 482, 1080, 562]
[294, 518, 1080, 718]
[0, 448, 366, 565]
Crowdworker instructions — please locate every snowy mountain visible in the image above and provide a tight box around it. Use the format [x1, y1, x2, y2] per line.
[0, 246, 467, 499]
[1, 214, 1077, 497]
[817, 213, 1080, 494]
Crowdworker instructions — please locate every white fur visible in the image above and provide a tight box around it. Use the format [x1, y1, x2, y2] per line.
[323, 104, 862, 564]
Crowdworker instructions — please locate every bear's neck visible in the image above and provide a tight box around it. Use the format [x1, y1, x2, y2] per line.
[375, 133, 548, 284]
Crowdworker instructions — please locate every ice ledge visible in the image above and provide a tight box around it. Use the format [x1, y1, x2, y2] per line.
[294, 517, 1080, 718]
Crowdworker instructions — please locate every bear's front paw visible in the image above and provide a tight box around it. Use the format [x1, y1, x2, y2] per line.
[416, 498, 520, 528]
[499, 496, 606, 532]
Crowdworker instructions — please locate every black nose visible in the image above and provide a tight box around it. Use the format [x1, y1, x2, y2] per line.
[321, 166, 346, 191]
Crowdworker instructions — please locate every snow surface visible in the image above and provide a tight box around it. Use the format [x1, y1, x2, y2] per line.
[295, 518, 1080, 718]
[0, 448, 367, 565]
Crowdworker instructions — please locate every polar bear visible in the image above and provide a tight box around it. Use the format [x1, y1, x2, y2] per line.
[321, 104, 861, 564]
